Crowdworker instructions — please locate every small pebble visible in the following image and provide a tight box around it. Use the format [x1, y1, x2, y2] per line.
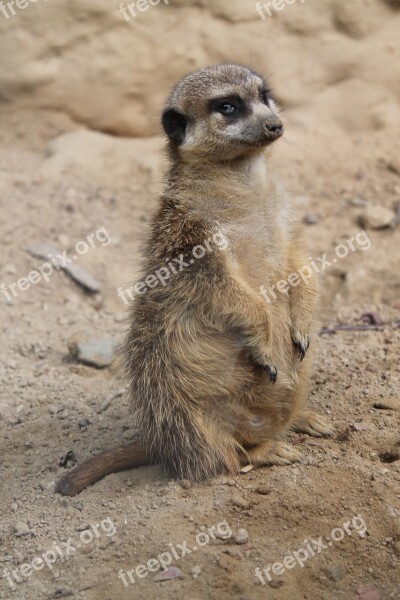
[303, 213, 318, 225]
[191, 566, 202, 579]
[234, 528, 249, 545]
[359, 204, 396, 229]
[324, 563, 345, 581]
[232, 495, 250, 510]
[154, 566, 181, 582]
[14, 521, 31, 537]
[179, 479, 192, 490]
[39, 479, 55, 492]
[67, 331, 118, 369]
[255, 485, 272, 495]
[349, 196, 368, 207]
[123, 428, 138, 440]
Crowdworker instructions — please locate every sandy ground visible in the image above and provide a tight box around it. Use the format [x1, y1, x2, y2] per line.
[0, 96, 399, 600]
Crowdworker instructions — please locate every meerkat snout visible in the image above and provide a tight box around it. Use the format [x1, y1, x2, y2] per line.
[162, 63, 284, 163]
[265, 115, 284, 140]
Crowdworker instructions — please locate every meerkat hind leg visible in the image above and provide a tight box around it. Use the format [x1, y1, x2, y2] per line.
[242, 440, 302, 470]
[291, 411, 333, 438]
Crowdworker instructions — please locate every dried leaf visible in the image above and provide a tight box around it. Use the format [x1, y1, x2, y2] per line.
[353, 584, 381, 600]
[350, 421, 369, 432]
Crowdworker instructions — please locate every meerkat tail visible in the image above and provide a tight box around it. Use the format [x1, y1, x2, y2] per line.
[55, 440, 151, 496]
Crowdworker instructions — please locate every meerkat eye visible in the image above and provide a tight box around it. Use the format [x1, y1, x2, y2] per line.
[209, 96, 243, 117]
[218, 102, 237, 115]
[261, 88, 271, 107]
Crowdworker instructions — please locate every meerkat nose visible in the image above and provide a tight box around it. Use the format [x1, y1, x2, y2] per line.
[265, 119, 284, 139]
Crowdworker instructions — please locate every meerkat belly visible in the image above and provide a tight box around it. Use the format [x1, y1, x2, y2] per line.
[165, 316, 253, 402]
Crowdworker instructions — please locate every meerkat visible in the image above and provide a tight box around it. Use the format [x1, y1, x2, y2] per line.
[56, 64, 332, 496]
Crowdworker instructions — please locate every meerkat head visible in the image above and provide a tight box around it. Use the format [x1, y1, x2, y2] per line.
[162, 64, 283, 164]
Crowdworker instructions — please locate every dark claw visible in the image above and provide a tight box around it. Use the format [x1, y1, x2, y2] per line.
[263, 364, 278, 383]
[293, 337, 310, 361]
[294, 341, 306, 361]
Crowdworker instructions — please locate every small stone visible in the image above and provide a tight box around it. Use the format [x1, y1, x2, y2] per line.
[97, 390, 124, 413]
[26, 242, 100, 292]
[10, 502, 18, 512]
[123, 428, 139, 440]
[255, 485, 272, 495]
[78, 418, 90, 429]
[232, 495, 250, 509]
[349, 196, 368, 207]
[39, 479, 55, 492]
[303, 213, 318, 225]
[324, 563, 345, 581]
[269, 579, 285, 589]
[191, 566, 202, 579]
[4, 264, 17, 275]
[58, 234, 69, 247]
[114, 312, 126, 323]
[67, 331, 118, 368]
[234, 528, 249, 545]
[154, 566, 181, 582]
[14, 522, 31, 537]
[359, 205, 396, 229]
[179, 479, 192, 490]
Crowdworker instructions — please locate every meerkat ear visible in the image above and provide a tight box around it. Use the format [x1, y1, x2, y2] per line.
[162, 109, 188, 143]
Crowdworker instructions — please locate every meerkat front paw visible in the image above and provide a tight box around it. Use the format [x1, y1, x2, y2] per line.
[291, 328, 311, 361]
[250, 346, 278, 383]
[262, 362, 278, 383]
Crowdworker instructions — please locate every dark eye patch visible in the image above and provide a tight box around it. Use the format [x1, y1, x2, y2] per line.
[208, 95, 246, 118]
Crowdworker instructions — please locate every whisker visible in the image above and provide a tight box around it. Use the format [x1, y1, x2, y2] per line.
[281, 137, 319, 161]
